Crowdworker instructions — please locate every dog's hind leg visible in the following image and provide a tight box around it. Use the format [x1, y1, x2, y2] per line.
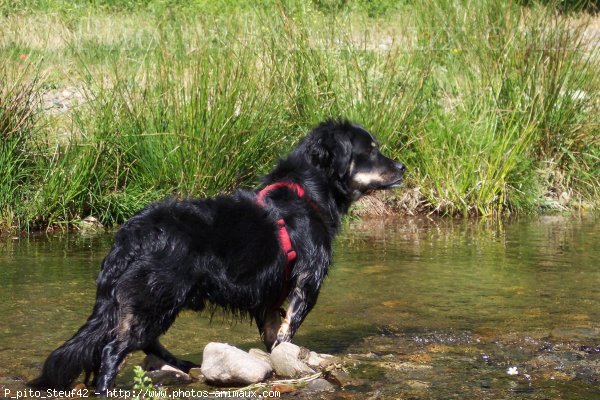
[95, 315, 150, 393]
[95, 339, 130, 395]
[143, 340, 198, 372]
[95, 309, 153, 393]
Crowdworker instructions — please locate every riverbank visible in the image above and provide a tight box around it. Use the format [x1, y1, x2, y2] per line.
[1, 0, 599, 234]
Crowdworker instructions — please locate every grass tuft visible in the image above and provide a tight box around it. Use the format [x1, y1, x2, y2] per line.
[0, 62, 40, 232]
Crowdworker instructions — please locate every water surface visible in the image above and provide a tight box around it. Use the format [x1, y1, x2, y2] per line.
[1, 215, 599, 399]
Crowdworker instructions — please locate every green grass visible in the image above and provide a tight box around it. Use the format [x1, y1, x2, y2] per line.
[0, 0, 598, 233]
[402, 0, 600, 214]
[0, 62, 41, 230]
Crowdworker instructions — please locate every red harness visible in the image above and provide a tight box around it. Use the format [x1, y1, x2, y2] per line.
[256, 182, 310, 309]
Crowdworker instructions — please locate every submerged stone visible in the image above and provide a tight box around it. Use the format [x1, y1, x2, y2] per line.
[271, 384, 298, 394]
[306, 378, 336, 392]
[142, 354, 193, 386]
[145, 369, 192, 386]
[325, 368, 352, 387]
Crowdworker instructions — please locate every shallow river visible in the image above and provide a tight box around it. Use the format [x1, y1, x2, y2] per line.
[1, 215, 599, 399]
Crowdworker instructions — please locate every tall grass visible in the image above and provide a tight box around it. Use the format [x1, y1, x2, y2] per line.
[0, 0, 598, 232]
[0, 63, 40, 231]
[404, 0, 600, 214]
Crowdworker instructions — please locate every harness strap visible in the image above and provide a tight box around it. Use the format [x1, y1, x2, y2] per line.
[256, 182, 311, 310]
[256, 181, 306, 208]
[276, 219, 297, 263]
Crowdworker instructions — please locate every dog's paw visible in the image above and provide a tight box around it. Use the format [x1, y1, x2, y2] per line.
[275, 318, 291, 344]
[269, 339, 280, 351]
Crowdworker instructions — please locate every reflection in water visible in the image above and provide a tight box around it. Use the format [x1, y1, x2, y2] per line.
[0, 215, 598, 398]
[329, 216, 600, 339]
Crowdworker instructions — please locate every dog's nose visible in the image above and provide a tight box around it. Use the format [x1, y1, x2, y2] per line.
[395, 162, 406, 173]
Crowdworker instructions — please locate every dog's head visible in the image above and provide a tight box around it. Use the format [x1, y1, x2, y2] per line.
[293, 120, 405, 200]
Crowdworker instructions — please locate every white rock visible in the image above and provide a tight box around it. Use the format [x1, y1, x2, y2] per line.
[270, 342, 315, 378]
[248, 348, 273, 368]
[315, 353, 341, 369]
[201, 343, 272, 385]
[305, 351, 323, 369]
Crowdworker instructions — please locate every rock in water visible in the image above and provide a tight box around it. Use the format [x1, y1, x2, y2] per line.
[142, 354, 169, 371]
[306, 378, 336, 392]
[270, 342, 316, 378]
[201, 343, 273, 385]
[188, 368, 204, 381]
[326, 368, 352, 387]
[305, 351, 341, 369]
[248, 348, 273, 368]
[142, 354, 193, 385]
[145, 370, 192, 386]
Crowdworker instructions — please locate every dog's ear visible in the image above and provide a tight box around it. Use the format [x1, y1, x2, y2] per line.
[303, 132, 352, 179]
[331, 134, 352, 179]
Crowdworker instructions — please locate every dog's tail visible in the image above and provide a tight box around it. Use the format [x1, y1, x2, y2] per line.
[28, 299, 117, 390]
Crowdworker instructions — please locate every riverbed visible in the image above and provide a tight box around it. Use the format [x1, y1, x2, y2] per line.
[1, 215, 598, 399]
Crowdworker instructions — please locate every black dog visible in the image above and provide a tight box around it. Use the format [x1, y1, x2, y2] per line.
[30, 119, 405, 394]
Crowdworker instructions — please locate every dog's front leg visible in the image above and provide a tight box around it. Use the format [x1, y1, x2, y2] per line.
[275, 282, 320, 346]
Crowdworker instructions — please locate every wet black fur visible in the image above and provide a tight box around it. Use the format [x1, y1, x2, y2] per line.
[29, 119, 405, 393]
